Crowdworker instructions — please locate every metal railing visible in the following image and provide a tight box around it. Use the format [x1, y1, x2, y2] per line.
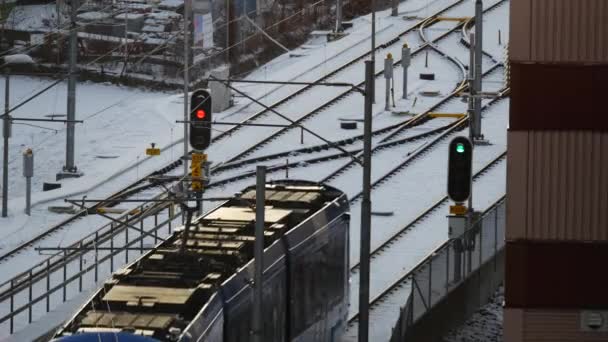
[0, 198, 184, 337]
[390, 197, 506, 341]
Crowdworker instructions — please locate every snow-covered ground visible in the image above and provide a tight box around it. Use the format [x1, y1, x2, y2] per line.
[443, 286, 504, 342]
[0, 0, 510, 338]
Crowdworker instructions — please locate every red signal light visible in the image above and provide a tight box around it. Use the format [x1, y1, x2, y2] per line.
[196, 109, 206, 119]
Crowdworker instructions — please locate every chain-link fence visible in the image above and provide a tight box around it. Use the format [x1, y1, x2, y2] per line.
[391, 197, 506, 341]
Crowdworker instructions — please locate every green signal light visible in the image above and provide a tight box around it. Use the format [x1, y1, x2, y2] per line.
[456, 143, 465, 153]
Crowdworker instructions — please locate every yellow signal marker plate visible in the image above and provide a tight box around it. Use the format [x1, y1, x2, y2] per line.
[450, 205, 467, 215]
[146, 148, 161, 156]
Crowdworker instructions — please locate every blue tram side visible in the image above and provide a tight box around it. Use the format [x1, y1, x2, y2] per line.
[52, 181, 350, 342]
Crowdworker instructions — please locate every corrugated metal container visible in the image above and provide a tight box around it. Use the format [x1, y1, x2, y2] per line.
[506, 130, 608, 241]
[505, 308, 608, 341]
[509, 63, 608, 131]
[510, 0, 608, 63]
[505, 241, 608, 308]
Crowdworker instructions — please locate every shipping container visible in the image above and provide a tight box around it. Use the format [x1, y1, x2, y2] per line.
[505, 308, 608, 341]
[506, 130, 608, 241]
[510, 0, 608, 63]
[505, 241, 608, 308]
[509, 62, 608, 131]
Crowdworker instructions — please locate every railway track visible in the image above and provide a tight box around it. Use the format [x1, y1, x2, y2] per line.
[0, 0, 469, 266]
[0, 0, 509, 336]
[345, 153, 507, 338]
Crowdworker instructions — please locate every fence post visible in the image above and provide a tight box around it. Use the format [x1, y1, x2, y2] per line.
[79, 241, 83, 292]
[494, 208, 498, 271]
[110, 223, 115, 272]
[28, 270, 33, 323]
[168, 205, 173, 234]
[154, 212, 158, 243]
[125, 218, 129, 264]
[428, 258, 433, 306]
[63, 250, 67, 302]
[479, 219, 483, 267]
[46, 259, 51, 312]
[140, 210, 144, 254]
[446, 244, 450, 293]
[95, 232, 99, 283]
[10, 281, 14, 333]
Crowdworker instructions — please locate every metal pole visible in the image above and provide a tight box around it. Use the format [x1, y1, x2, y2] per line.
[23, 148, 33, 215]
[371, 0, 376, 103]
[402, 44, 410, 99]
[2, 72, 9, 217]
[335, 0, 343, 32]
[384, 54, 393, 111]
[183, 0, 191, 178]
[25, 177, 31, 215]
[473, 0, 483, 139]
[358, 60, 373, 342]
[467, 33, 475, 222]
[65, 0, 78, 173]
[391, 0, 398, 16]
[253, 165, 266, 342]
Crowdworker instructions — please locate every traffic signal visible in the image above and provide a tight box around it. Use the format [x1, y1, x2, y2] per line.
[447, 136, 473, 203]
[190, 89, 212, 150]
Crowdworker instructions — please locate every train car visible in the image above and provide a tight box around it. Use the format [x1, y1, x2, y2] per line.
[51, 180, 350, 342]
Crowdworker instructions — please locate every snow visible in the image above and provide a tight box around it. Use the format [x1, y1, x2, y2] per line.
[114, 13, 146, 20]
[443, 286, 504, 342]
[77, 11, 112, 22]
[0, 0, 510, 338]
[2, 54, 34, 65]
[4, 4, 61, 32]
[147, 11, 182, 20]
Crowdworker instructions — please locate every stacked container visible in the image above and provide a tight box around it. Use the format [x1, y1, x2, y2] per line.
[505, 0, 608, 340]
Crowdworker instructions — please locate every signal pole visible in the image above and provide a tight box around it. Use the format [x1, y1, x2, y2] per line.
[473, 0, 483, 141]
[183, 0, 192, 179]
[2, 71, 9, 217]
[252, 165, 266, 342]
[358, 60, 373, 342]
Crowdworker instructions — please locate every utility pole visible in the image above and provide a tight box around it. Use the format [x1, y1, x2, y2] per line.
[358, 60, 373, 342]
[183, 0, 191, 179]
[2, 71, 9, 217]
[252, 165, 265, 342]
[370, 0, 376, 103]
[335, 0, 343, 32]
[60, 0, 81, 179]
[473, 0, 483, 140]
[467, 33, 475, 259]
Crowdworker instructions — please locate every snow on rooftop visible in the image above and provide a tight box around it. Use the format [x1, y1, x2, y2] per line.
[147, 10, 182, 20]
[77, 11, 112, 21]
[114, 13, 146, 20]
[158, 0, 183, 9]
[142, 24, 165, 33]
[5, 4, 60, 32]
[2, 54, 34, 65]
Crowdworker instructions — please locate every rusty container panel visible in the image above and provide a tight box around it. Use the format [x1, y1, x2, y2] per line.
[504, 308, 524, 342]
[510, 0, 608, 63]
[505, 241, 608, 308]
[509, 63, 608, 131]
[506, 130, 608, 241]
[504, 309, 608, 341]
[506, 130, 528, 239]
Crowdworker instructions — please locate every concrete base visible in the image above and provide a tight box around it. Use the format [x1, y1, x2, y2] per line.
[400, 250, 505, 342]
[56, 170, 84, 181]
[328, 31, 348, 42]
[473, 138, 492, 146]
